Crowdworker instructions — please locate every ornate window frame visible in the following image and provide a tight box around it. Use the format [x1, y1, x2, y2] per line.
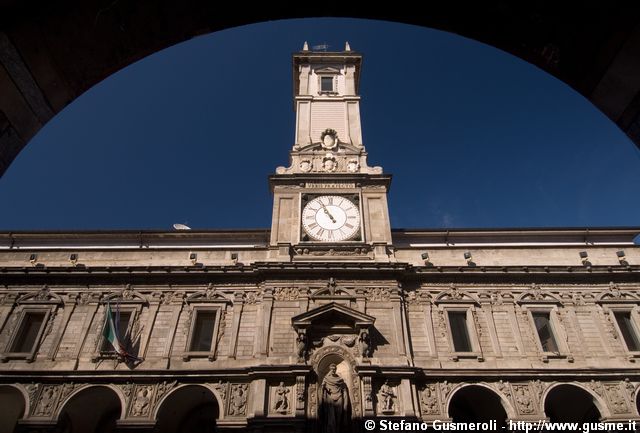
[434, 286, 482, 361]
[3, 308, 51, 362]
[596, 283, 640, 359]
[520, 305, 569, 362]
[182, 286, 230, 361]
[516, 285, 570, 362]
[442, 305, 482, 361]
[315, 67, 340, 95]
[607, 306, 640, 356]
[92, 288, 147, 361]
[1, 286, 61, 362]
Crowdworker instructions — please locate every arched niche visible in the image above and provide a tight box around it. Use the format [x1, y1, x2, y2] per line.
[57, 385, 122, 433]
[154, 385, 219, 433]
[310, 345, 361, 429]
[447, 384, 510, 429]
[0, 385, 26, 433]
[544, 384, 603, 422]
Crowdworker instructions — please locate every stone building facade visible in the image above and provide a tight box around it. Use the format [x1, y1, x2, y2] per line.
[0, 44, 639, 433]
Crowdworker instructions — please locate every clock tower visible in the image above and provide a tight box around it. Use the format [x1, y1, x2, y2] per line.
[270, 42, 393, 261]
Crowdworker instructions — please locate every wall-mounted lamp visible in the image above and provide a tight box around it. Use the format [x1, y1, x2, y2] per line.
[29, 253, 38, 265]
[69, 253, 78, 265]
[189, 252, 198, 265]
[578, 251, 591, 266]
[231, 253, 238, 264]
[464, 251, 475, 267]
[617, 250, 629, 266]
[579, 251, 591, 267]
[421, 252, 432, 266]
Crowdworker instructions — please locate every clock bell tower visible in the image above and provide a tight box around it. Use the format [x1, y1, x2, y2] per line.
[270, 42, 393, 260]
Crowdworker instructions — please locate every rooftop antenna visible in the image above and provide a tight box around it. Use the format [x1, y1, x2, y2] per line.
[312, 43, 329, 52]
[173, 223, 191, 230]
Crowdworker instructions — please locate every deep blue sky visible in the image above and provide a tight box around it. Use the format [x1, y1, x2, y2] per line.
[1, 19, 640, 231]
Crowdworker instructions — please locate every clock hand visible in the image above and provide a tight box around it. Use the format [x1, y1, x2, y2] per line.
[320, 203, 336, 223]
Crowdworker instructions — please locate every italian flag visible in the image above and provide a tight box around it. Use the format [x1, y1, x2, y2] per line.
[102, 303, 125, 355]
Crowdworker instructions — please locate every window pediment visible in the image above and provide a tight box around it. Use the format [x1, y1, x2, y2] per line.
[102, 285, 147, 304]
[434, 285, 478, 305]
[310, 286, 355, 300]
[517, 284, 561, 305]
[186, 284, 232, 304]
[596, 282, 640, 304]
[314, 66, 340, 74]
[16, 286, 63, 305]
[291, 302, 374, 330]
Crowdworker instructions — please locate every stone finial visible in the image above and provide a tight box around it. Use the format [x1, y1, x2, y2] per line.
[345, 41, 351, 51]
[302, 41, 309, 51]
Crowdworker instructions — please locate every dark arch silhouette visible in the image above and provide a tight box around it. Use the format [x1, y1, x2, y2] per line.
[448, 385, 509, 429]
[155, 385, 219, 433]
[544, 384, 602, 423]
[57, 385, 121, 433]
[0, 385, 26, 433]
[1, 4, 640, 176]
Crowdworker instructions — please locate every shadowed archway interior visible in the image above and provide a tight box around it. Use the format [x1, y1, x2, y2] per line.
[0, 386, 25, 433]
[155, 385, 218, 433]
[448, 386, 508, 429]
[57, 386, 120, 433]
[544, 385, 601, 423]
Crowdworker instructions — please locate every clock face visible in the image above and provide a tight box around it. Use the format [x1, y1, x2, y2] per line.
[302, 195, 361, 242]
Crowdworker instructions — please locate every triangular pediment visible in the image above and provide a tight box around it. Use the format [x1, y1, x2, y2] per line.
[314, 66, 341, 74]
[17, 286, 63, 305]
[596, 282, 640, 304]
[516, 284, 561, 305]
[186, 285, 231, 304]
[292, 302, 374, 329]
[102, 285, 147, 304]
[434, 285, 479, 305]
[311, 286, 355, 299]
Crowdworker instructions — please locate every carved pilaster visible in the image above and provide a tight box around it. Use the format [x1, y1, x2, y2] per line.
[295, 376, 306, 416]
[362, 376, 374, 416]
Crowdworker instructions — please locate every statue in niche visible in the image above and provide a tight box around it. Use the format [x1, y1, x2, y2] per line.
[380, 381, 396, 412]
[296, 331, 307, 362]
[274, 382, 290, 413]
[320, 364, 351, 433]
[359, 328, 372, 358]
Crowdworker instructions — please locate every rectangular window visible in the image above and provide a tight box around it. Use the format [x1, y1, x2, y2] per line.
[189, 311, 217, 352]
[10, 312, 47, 353]
[101, 311, 132, 352]
[532, 312, 559, 352]
[448, 311, 472, 352]
[614, 312, 640, 351]
[320, 76, 334, 92]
